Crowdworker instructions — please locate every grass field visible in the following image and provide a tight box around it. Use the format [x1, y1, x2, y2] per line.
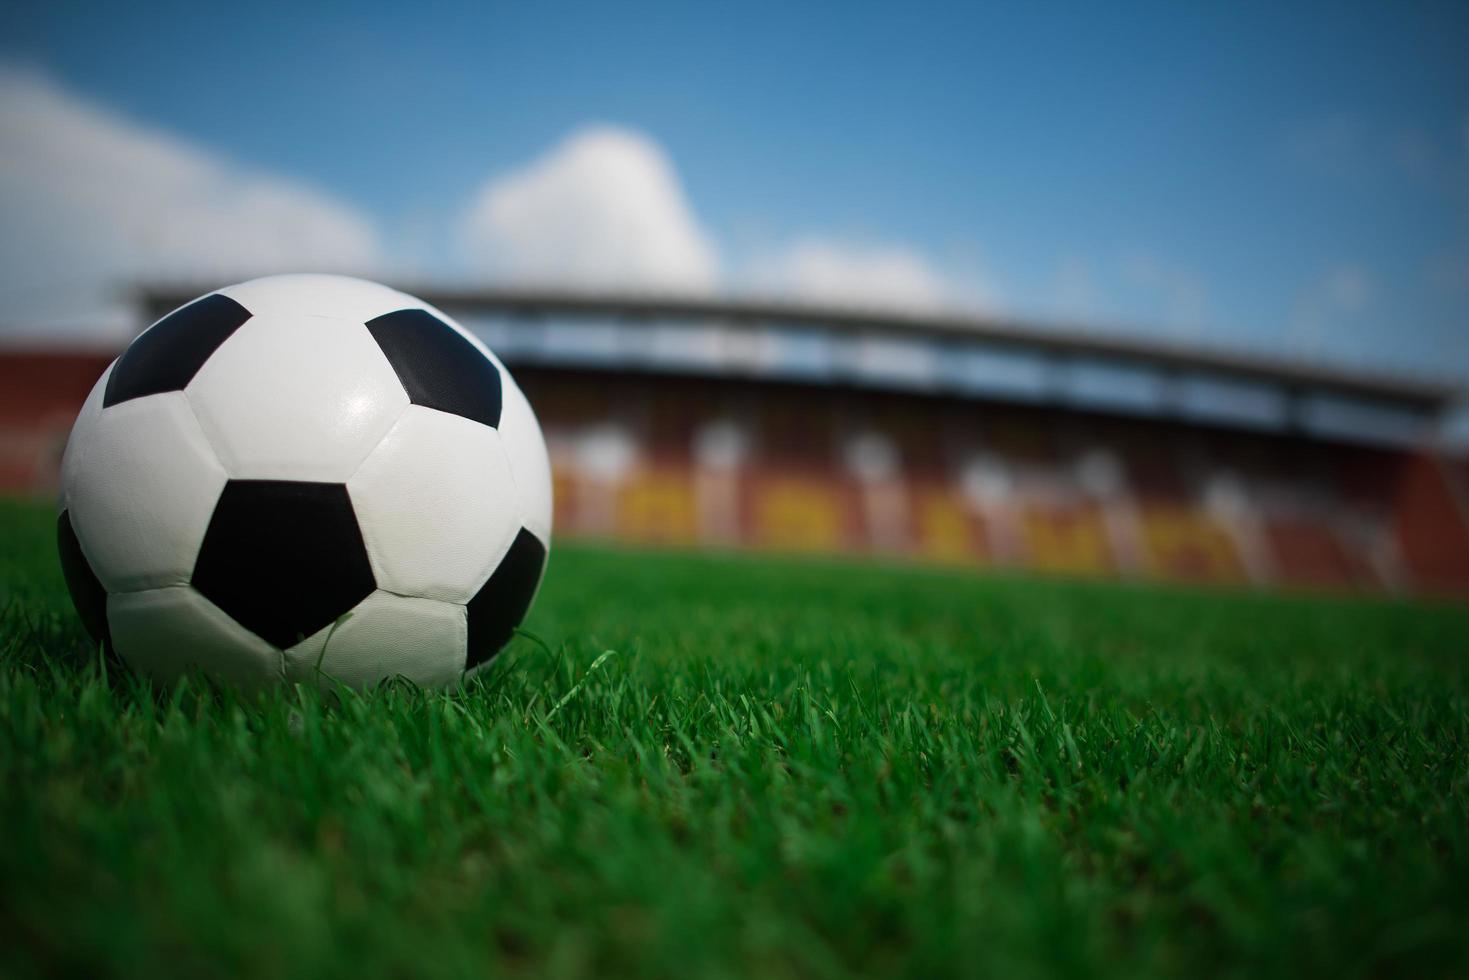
[2, 498, 1468, 978]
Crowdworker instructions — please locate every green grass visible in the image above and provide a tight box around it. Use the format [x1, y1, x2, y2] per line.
[2, 497, 1468, 979]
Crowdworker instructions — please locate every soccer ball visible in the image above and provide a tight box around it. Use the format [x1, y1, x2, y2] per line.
[57, 274, 552, 690]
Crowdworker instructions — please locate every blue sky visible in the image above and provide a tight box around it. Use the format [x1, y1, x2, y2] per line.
[1, 0, 1466, 384]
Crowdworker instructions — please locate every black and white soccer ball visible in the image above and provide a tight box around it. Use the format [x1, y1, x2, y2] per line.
[57, 274, 552, 690]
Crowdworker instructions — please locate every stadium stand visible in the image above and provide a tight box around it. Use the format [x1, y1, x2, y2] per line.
[2, 286, 1465, 596]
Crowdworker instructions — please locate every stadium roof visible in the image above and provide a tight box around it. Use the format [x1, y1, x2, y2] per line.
[138, 284, 1462, 445]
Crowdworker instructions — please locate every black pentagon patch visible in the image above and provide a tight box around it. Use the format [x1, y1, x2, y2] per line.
[192, 481, 375, 648]
[57, 510, 113, 654]
[104, 294, 252, 407]
[465, 528, 547, 670]
[365, 308, 502, 428]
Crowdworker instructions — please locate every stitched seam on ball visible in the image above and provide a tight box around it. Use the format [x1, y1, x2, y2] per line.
[342, 397, 412, 489]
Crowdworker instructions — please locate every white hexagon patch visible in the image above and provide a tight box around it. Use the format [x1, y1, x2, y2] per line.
[284, 591, 468, 689]
[109, 586, 283, 689]
[348, 405, 521, 602]
[63, 390, 227, 593]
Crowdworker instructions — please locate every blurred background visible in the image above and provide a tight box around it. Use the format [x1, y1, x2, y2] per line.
[2, 0, 1467, 593]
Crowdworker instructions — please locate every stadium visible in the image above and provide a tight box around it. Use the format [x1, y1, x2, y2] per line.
[6, 286, 1468, 593]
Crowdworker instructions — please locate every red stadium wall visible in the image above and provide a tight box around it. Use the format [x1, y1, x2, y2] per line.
[1391, 454, 1469, 592]
[0, 350, 114, 495]
[4, 350, 1468, 597]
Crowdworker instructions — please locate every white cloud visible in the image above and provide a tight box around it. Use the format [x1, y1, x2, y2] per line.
[460, 126, 718, 292]
[0, 68, 380, 339]
[459, 129, 991, 312]
[0, 79, 991, 336]
[746, 238, 986, 312]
